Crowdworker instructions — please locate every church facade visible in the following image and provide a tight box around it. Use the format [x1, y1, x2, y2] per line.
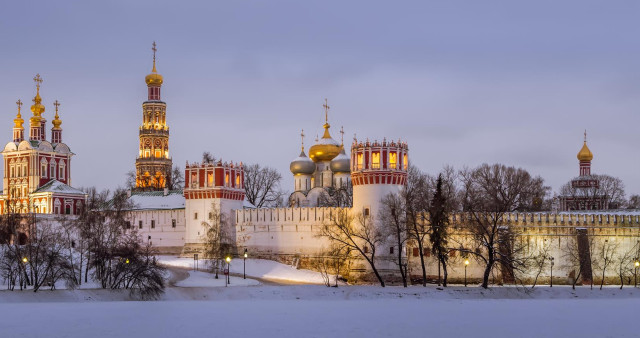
[0, 75, 85, 217]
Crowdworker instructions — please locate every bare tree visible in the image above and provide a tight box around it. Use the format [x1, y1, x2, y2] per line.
[458, 163, 550, 288]
[319, 209, 386, 286]
[244, 164, 286, 208]
[318, 183, 353, 207]
[594, 239, 619, 289]
[380, 193, 408, 287]
[613, 241, 638, 289]
[529, 238, 552, 288]
[313, 244, 352, 287]
[403, 166, 431, 286]
[167, 165, 184, 190]
[626, 195, 640, 209]
[560, 174, 626, 210]
[202, 152, 215, 164]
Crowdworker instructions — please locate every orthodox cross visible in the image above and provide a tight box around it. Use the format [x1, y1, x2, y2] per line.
[16, 99, 22, 114]
[340, 126, 344, 145]
[33, 73, 43, 91]
[323, 98, 330, 123]
[584, 129, 587, 143]
[54, 100, 60, 114]
[152, 41, 157, 62]
[300, 129, 305, 150]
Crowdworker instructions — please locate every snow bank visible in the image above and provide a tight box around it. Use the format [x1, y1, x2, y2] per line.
[158, 256, 327, 284]
[176, 270, 259, 287]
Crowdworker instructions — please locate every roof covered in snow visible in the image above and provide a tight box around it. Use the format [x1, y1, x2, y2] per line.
[128, 190, 185, 210]
[33, 180, 85, 195]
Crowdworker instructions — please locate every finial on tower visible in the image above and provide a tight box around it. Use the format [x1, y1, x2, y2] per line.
[300, 129, 305, 151]
[323, 98, 330, 124]
[33, 74, 43, 93]
[16, 99, 23, 116]
[584, 129, 587, 143]
[52, 100, 62, 128]
[151, 41, 158, 73]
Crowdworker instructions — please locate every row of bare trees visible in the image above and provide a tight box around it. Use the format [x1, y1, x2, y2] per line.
[0, 188, 166, 299]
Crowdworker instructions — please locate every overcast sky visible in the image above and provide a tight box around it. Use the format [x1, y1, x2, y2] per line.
[1, 1, 639, 196]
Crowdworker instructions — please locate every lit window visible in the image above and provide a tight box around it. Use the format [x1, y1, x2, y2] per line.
[225, 173, 229, 186]
[236, 175, 240, 187]
[208, 173, 213, 187]
[357, 153, 363, 170]
[403, 154, 408, 169]
[155, 150, 161, 158]
[389, 152, 397, 169]
[372, 152, 380, 169]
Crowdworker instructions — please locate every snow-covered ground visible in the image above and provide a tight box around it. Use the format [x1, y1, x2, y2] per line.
[175, 270, 260, 287]
[1, 286, 638, 338]
[159, 255, 328, 284]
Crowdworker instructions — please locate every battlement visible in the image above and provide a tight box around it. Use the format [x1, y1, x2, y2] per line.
[350, 137, 408, 186]
[184, 159, 245, 201]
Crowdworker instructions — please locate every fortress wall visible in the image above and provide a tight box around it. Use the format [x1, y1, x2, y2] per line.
[236, 209, 640, 284]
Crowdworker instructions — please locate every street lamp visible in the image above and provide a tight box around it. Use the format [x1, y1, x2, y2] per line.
[550, 257, 555, 287]
[243, 249, 248, 279]
[22, 257, 28, 264]
[226, 256, 231, 286]
[464, 259, 469, 287]
[634, 259, 639, 287]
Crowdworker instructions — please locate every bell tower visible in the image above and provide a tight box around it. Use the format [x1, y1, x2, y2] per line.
[135, 42, 173, 191]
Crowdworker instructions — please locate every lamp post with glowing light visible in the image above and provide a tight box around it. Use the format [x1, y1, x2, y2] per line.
[243, 249, 248, 279]
[464, 259, 469, 287]
[225, 256, 231, 286]
[634, 259, 639, 287]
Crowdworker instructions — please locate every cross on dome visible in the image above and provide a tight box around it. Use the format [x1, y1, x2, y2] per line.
[323, 98, 330, 123]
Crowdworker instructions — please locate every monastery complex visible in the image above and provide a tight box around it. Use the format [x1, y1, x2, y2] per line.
[2, 44, 639, 284]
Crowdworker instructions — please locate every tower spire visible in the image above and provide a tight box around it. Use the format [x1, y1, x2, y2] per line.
[13, 99, 25, 142]
[151, 41, 158, 73]
[51, 100, 63, 144]
[30, 74, 45, 141]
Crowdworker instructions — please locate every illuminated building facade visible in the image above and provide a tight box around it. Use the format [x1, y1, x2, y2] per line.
[135, 42, 173, 191]
[0, 74, 85, 215]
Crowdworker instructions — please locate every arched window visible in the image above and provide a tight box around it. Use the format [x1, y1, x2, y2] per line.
[389, 152, 397, 169]
[403, 154, 408, 170]
[357, 153, 363, 170]
[50, 161, 57, 179]
[59, 160, 66, 180]
[372, 152, 380, 169]
[41, 159, 48, 178]
[236, 175, 240, 187]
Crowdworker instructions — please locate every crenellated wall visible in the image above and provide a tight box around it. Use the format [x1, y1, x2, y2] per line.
[236, 208, 640, 284]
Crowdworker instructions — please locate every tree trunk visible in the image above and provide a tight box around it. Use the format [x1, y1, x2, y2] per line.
[441, 255, 448, 287]
[418, 243, 427, 287]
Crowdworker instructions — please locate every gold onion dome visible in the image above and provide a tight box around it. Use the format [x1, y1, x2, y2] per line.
[309, 123, 341, 162]
[330, 145, 350, 173]
[290, 150, 316, 175]
[52, 100, 62, 128]
[145, 63, 163, 86]
[14, 100, 24, 128]
[145, 42, 163, 86]
[577, 141, 593, 161]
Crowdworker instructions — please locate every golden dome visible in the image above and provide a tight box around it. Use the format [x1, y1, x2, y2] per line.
[145, 65, 163, 86]
[30, 92, 45, 116]
[14, 100, 24, 129]
[145, 42, 163, 86]
[577, 141, 593, 161]
[52, 100, 62, 129]
[309, 123, 341, 162]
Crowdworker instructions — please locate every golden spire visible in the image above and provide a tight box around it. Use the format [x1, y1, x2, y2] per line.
[322, 98, 332, 138]
[30, 74, 45, 122]
[52, 100, 62, 128]
[14, 99, 24, 128]
[577, 129, 593, 161]
[145, 41, 164, 86]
